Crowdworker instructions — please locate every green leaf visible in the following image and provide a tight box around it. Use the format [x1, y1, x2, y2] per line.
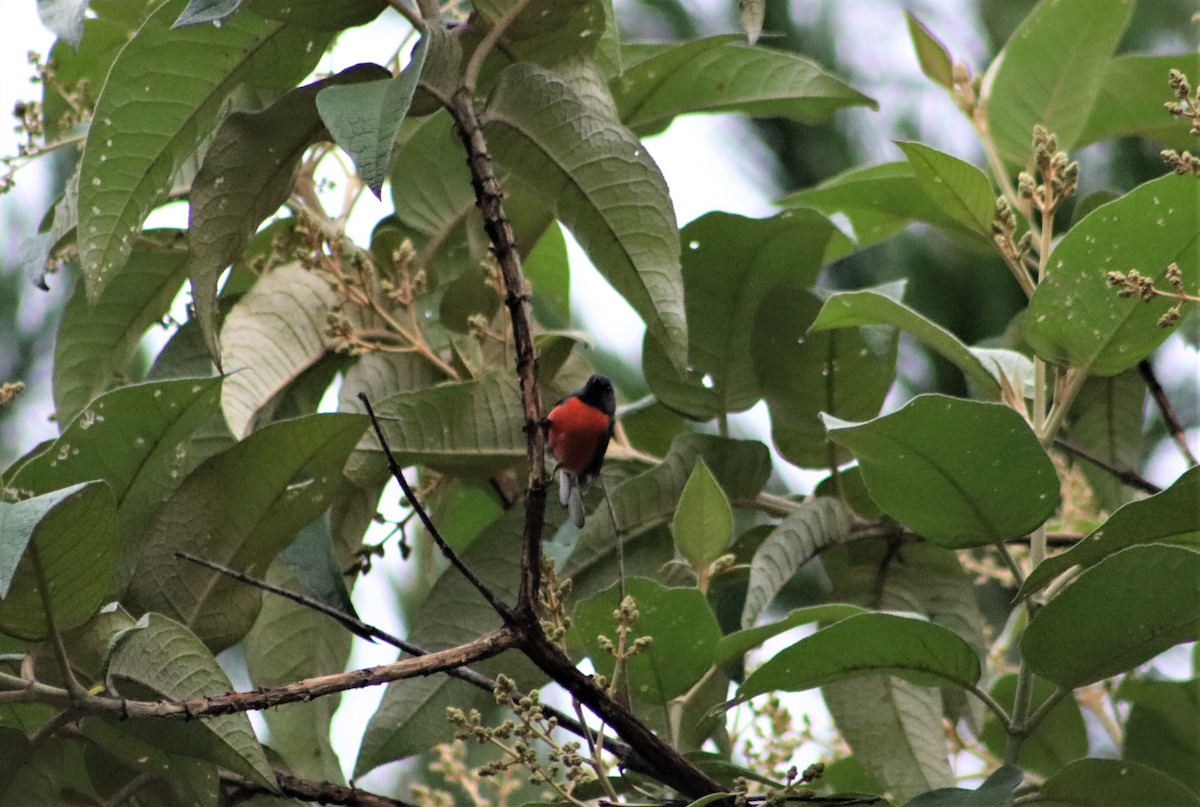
[904, 765, 1024, 807]
[108, 613, 276, 788]
[754, 286, 897, 469]
[905, 12, 954, 90]
[484, 62, 688, 370]
[173, 0, 240, 27]
[125, 413, 366, 650]
[563, 435, 771, 590]
[809, 288, 1001, 397]
[53, 232, 189, 425]
[244, 0, 385, 29]
[613, 36, 875, 137]
[717, 603, 865, 666]
[777, 161, 983, 263]
[1022, 545, 1200, 689]
[0, 483, 118, 640]
[77, 0, 332, 299]
[1020, 464, 1200, 599]
[739, 497, 855, 629]
[42, 15, 136, 141]
[7, 378, 222, 591]
[1032, 758, 1200, 807]
[219, 264, 339, 439]
[572, 577, 722, 703]
[524, 222, 571, 325]
[984, 0, 1133, 167]
[1118, 675, 1200, 790]
[823, 395, 1059, 546]
[473, 0, 608, 66]
[1065, 369, 1145, 512]
[736, 612, 982, 702]
[1025, 174, 1200, 375]
[979, 675, 1086, 778]
[370, 370, 526, 477]
[189, 65, 390, 362]
[644, 210, 835, 420]
[355, 505, 554, 775]
[895, 141, 995, 235]
[317, 37, 429, 198]
[1079, 53, 1200, 149]
[672, 458, 734, 570]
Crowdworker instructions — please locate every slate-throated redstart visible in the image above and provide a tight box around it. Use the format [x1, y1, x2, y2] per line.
[542, 374, 616, 528]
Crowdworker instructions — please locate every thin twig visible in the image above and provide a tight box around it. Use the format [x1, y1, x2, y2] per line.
[1054, 438, 1161, 495]
[31, 545, 88, 702]
[173, 550, 641, 769]
[223, 769, 418, 807]
[1139, 358, 1198, 466]
[358, 392, 516, 623]
[100, 771, 156, 807]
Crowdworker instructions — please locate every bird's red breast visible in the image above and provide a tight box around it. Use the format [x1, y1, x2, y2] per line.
[545, 396, 612, 474]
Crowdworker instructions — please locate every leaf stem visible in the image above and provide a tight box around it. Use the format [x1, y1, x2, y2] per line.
[30, 545, 88, 702]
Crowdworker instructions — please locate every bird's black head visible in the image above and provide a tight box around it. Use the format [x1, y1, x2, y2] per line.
[578, 374, 616, 416]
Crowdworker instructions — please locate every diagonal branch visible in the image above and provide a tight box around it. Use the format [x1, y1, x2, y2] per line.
[1139, 358, 1198, 466]
[223, 769, 417, 807]
[1054, 437, 1161, 495]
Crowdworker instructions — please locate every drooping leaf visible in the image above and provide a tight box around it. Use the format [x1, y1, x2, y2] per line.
[895, 141, 995, 235]
[572, 577, 722, 703]
[823, 395, 1059, 546]
[1022, 545, 1200, 689]
[53, 232, 189, 425]
[613, 36, 875, 137]
[189, 64, 390, 362]
[736, 613, 982, 702]
[1020, 463, 1200, 599]
[1032, 758, 1200, 807]
[219, 264, 339, 439]
[0, 482, 118, 640]
[317, 37, 429, 198]
[903, 765, 1024, 807]
[984, 0, 1133, 167]
[1025, 174, 1200, 376]
[125, 413, 366, 650]
[809, 288, 1001, 398]
[108, 613, 276, 788]
[979, 675, 1087, 778]
[77, 0, 332, 299]
[905, 12, 954, 91]
[739, 497, 854, 629]
[483, 62, 688, 370]
[644, 210, 835, 420]
[672, 458, 734, 571]
[754, 286, 898, 469]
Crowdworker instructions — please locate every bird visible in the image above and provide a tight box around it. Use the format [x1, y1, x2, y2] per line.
[542, 374, 616, 528]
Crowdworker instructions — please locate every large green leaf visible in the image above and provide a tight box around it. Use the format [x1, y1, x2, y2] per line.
[1079, 53, 1200, 149]
[77, 0, 331, 298]
[1025, 174, 1200, 375]
[1117, 675, 1200, 791]
[188, 64, 389, 361]
[0, 482, 117, 640]
[895, 141, 995, 235]
[108, 613, 276, 788]
[903, 766, 1024, 807]
[1064, 369, 1145, 512]
[7, 378, 222, 590]
[1022, 545, 1200, 689]
[1031, 758, 1200, 807]
[369, 370, 526, 477]
[53, 232, 189, 425]
[1021, 465, 1200, 599]
[717, 603, 865, 666]
[984, 0, 1133, 167]
[739, 497, 854, 629]
[613, 36, 875, 137]
[572, 577, 722, 704]
[824, 395, 1059, 546]
[244, 0, 385, 28]
[754, 286, 898, 469]
[125, 413, 366, 650]
[483, 62, 688, 370]
[317, 37, 429, 197]
[643, 210, 834, 420]
[736, 613, 982, 701]
[808, 288, 1001, 398]
[219, 264, 339, 439]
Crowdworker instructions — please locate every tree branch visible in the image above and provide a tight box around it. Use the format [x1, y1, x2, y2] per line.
[223, 769, 418, 807]
[1054, 437, 1161, 495]
[1139, 357, 1198, 466]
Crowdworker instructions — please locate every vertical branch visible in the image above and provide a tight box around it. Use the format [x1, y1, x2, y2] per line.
[447, 90, 547, 619]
